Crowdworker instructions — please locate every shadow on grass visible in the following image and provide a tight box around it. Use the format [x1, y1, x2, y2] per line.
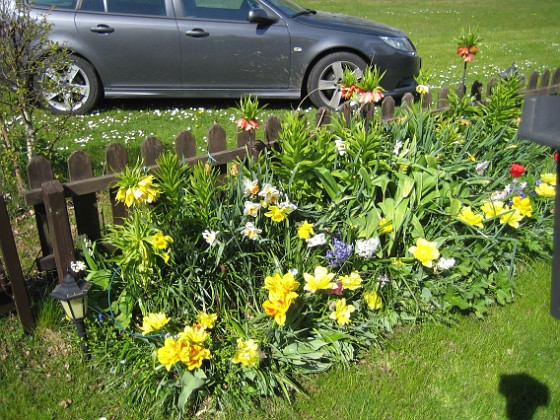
[498, 373, 550, 419]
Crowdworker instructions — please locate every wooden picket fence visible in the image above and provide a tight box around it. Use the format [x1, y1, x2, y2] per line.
[1, 67, 559, 331]
[22, 117, 282, 284]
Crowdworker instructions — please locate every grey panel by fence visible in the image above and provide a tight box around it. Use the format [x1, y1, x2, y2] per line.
[518, 96, 560, 148]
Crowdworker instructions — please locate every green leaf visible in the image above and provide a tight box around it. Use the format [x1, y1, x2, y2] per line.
[369, 173, 391, 194]
[315, 328, 352, 343]
[178, 370, 206, 410]
[397, 174, 415, 198]
[85, 268, 111, 289]
[314, 167, 341, 199]
[421, 287, 433, 300]
[424, 154, 439, 168]
[112, 291, 134, 328]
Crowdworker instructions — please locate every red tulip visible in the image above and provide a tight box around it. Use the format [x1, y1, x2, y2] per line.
[509, 163, 525, 178]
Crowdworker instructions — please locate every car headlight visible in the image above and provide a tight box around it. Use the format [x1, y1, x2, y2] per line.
[380, 36, 415, 53]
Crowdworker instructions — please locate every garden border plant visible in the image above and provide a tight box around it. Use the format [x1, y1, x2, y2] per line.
[71, 72, 556, 417]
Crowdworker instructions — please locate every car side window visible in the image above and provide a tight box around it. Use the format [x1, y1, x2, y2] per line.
[80, 0, 105, 12]
[105, 0, 166, 16]
[182, 0, 253, 21]
[28, 0, 78, 9]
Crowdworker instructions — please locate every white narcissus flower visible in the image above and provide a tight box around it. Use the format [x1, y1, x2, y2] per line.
[243, 179, 259, 196]
[436, 257, 456, 271]
[70, 260, 87, 272]
[355, 237, 380, 258]
[241, 222, 262, 240]
[475, 160, 490, 176]
[202, 229, 219, 246]
[334, 138, 347, 156]
[278, 199, 297, 214]
[305, 233, 327, 248]
[258, 183, 280, 204]
[416, 84, 430, 95]
[243, 201, 261, 217]
[393, 140, 403, 155]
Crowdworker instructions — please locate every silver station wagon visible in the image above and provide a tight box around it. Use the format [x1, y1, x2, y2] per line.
[27, 0, 421, 113]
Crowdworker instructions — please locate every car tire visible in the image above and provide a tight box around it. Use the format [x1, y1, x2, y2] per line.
[39, 54, 101, 115]
[306, 52, 367, 110]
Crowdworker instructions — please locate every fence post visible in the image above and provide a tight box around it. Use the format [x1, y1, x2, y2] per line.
[208, 124, 228, 174]
[106, 143, 128, 225]
[362, 102, 375, 131]
[237, 129, 258, 158]
[0, 192, 35, 333]
[553, 68, 560, 87]
[68, 150, 101, 241]
[539, 68, 551, 91]
[526, 71, 538, 91]
[486, 78, 497, 97]
[141, 136, 164, 166]
[382, 96, 395, 121]
[550, 67, 560, 95]
[264, 115, 282, 153]
[437, 87, 449, 110]
[175, 130, 197, 161]
[402, 92, 414, 109]
[27, 156, 54, 270]
[42, 180, 75, 283]
[421, 90, 432, 110]
[339, 102, 353, 125]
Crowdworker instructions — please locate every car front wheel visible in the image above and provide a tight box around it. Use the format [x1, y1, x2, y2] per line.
[39, 54, 101, 115]
[306, 52, 367, 110]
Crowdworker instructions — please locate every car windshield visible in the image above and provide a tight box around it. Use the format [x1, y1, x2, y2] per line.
[262, 0, 306, 17]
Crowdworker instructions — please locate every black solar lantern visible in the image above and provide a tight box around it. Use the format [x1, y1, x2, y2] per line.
[518, 95, 560, 319]
[50, 269, 93, 351]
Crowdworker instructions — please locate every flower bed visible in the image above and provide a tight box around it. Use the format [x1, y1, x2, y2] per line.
[80, 82, 554, 416]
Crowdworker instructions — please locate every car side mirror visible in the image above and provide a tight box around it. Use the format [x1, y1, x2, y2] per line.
[248, 8, 278, 25]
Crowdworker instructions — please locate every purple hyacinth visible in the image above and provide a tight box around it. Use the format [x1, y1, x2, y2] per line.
[326, 237, 354, 267]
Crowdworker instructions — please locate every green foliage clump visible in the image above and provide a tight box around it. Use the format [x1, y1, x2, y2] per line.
[77, 94, 554, 417]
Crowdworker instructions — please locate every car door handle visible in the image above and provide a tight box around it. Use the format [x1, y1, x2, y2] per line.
[90, 25, 115, 34]
[185, 28, 209, 38]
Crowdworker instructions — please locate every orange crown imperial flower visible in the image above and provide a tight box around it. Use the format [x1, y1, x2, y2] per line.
[341, 84, 362, 100]
[457, 45, 479, 62]
[358, 89, 384, 104]
[236, 117, 260, 132]
[456, 27, 481, 63]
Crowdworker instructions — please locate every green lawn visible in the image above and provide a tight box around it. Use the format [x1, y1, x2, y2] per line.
[300, 0, 560, 86]
[2, 0, 560, 418]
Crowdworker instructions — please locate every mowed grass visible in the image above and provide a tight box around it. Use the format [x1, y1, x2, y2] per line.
[300, 0, 560, 85]
[2, 1, 560, 418]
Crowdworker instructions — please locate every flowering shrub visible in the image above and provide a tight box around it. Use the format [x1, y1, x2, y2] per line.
[81, 90, 554, 416]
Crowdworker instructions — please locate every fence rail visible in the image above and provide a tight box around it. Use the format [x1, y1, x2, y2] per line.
[1, 67, 558, 330]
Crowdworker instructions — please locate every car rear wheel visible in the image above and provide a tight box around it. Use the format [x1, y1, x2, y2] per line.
[39, 54, 101, 115]
[306, 52, 367, 110]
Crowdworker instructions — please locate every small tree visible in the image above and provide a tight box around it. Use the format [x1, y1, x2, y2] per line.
[0, 0, 72, 194]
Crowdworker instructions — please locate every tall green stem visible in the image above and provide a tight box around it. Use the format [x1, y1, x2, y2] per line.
[461, 61, 468, 94]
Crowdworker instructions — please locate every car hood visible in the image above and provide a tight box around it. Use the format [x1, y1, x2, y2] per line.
[294, 11, 406, 37]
